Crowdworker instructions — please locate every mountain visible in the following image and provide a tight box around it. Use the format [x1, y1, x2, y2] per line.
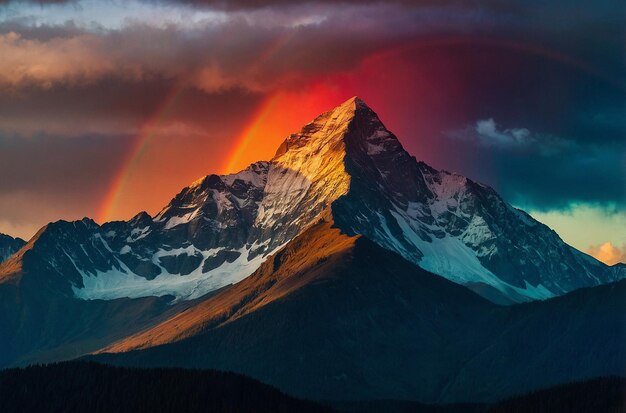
[92, 220, 626, 403]
[0, 233, 25, 264]
[0, 224, 197, 368]
[0, 97, 620, 308]
[0, 96, 623, 371]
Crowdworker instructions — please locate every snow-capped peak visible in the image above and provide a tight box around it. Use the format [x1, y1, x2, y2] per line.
[14, 97, 622, 304]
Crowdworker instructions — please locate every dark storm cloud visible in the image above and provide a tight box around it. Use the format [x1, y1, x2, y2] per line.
[386, 37, 625, 212]
[139, 0, 625, 20]
[0, 17, 395, 91]
[450, 118, 603, 158]
[0, 75, 263, 136]
[0, 1, 622, 92]
[0, 5, 456, 133]
[445, 119, 625, 211]
[428, 38, 625, 147]
[116, 0, 477, 11]
[496, 144, 624, 211]
[0, 19, 85, 41]
[0, 0, 71, 4]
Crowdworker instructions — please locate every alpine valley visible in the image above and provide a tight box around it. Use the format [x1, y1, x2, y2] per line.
[0, 98, 624, 404]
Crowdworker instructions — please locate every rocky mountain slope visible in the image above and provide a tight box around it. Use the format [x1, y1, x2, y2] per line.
[0, 228, 196, 368]
[93, 219, 626, 403]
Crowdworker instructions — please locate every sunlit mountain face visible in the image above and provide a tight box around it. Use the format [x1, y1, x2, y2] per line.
[0, 1, 624, 412]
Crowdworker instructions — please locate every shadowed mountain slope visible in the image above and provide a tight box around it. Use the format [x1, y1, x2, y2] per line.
[93, 218, 626, 403]
[0, 233, 25, 264]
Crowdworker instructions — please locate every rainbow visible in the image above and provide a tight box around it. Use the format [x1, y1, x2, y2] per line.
[98, 32, 298, 223]
[220, 92, 282, 174]
[97, 80, 186, 223]
[221, 32, 298, 174]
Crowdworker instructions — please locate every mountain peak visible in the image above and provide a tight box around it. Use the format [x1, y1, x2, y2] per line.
[326, 95, 380, 126]
[272, 96, 401, 161]
[337, 95, 367, 109]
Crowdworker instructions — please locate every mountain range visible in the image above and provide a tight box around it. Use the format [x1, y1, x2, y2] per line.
[93, 220, 625, 402]
[0, 97, 623, 403]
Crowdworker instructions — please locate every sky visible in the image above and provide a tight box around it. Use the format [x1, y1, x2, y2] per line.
[0, 0, 624, 264]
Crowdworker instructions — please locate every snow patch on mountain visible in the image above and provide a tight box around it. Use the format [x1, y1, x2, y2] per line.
[73, 242, 281, 301]
[164, 211, 197, 230]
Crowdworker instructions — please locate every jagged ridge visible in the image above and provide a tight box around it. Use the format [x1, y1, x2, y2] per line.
[1, 96, 622, 304]
[0, 233, 25, 265]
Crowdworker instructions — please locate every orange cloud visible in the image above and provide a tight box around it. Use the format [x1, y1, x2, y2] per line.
[0, 32, 117, 88]
[0, 20, 382, 92]
[586, 242, 626, 266]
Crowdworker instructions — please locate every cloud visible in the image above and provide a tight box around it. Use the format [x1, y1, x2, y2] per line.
[586, 242, 626, 266]
[0, 72, 265, 139]
[0, 18, 384, 92]
[450, 118, 577, 155]
[0, 0, 623, 96]
[443, 117, 624, 211]
[0, 0, 72, 4]
[474, 118, 531, 147]
[0, 32, 120, 88]
[8, 0, 619, 92]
